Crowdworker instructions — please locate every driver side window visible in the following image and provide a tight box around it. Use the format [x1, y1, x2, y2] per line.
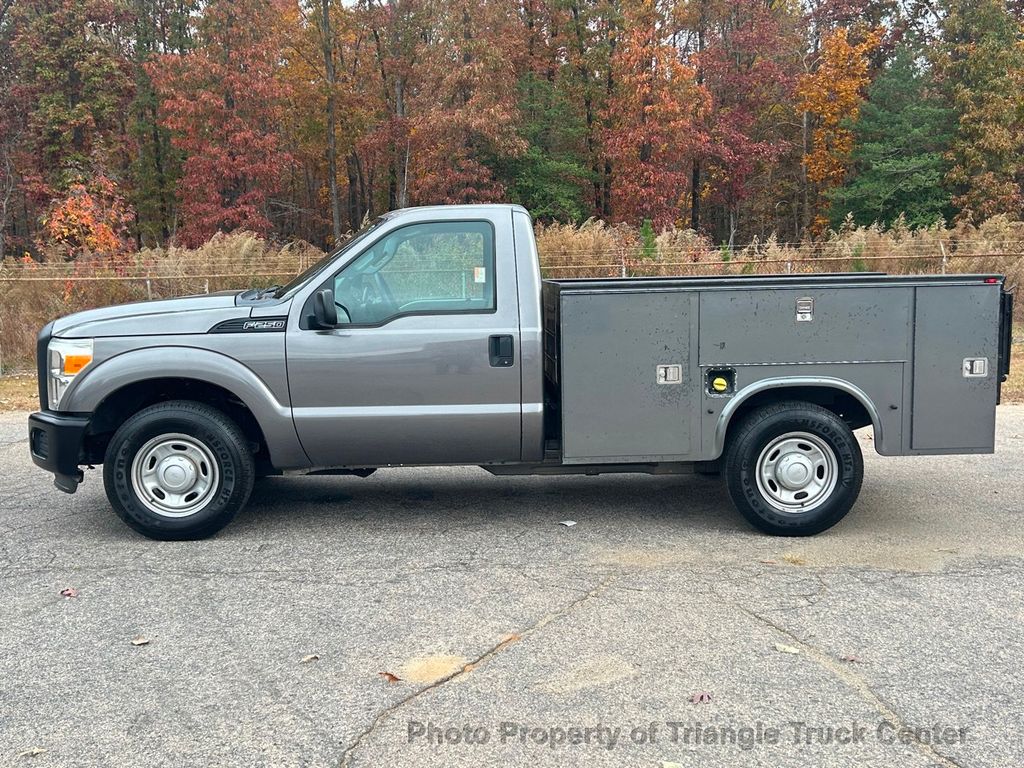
[333, 221, 495, 325]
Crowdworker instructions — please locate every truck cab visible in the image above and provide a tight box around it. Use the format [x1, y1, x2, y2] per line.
[28, 204, 1013, 540]
[281, 205, 546, 468]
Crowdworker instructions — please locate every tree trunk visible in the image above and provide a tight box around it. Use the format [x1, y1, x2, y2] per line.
[346, 151, 363, 227]
[690, 160, 700, 230]
[801, 109, 810, 237]
[394, 75, 408, 209]
[321, 0, 343, 245]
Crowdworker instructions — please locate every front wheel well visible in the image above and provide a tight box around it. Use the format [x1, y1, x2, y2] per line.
[727, 386, 875, 436]
[83, 378, 268, 469]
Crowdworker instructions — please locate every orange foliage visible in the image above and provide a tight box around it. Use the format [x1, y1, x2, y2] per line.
[39, 175, 134, 260]
[797, 28, 882, 189]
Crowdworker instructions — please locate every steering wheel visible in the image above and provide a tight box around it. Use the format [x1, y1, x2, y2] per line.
[334, 300, 352, 324]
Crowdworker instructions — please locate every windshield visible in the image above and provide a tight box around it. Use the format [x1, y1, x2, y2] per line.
[274, 217, 388, 298]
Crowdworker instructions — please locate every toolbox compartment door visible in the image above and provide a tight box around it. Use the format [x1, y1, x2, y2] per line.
[911, 285, 999, 451]
[558, 291, 697, 463]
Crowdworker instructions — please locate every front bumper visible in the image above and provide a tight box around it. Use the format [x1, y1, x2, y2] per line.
[28, 411, 90, 493]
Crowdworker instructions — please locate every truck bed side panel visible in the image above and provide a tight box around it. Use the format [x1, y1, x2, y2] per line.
[558, 291, 698, 463]
[697, 287, 911, 365]
[911, 285, 999, 452]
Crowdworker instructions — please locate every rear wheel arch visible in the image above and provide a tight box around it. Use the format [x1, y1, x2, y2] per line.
[714, 379, 880, 459]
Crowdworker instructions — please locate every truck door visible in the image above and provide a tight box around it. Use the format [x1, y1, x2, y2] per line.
[286, 215, 522, 467]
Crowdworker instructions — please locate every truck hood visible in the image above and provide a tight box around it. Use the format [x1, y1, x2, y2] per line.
[52, 292, 254, 338]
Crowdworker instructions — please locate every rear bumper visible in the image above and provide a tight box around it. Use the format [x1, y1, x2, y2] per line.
[28, 411, 90, 493]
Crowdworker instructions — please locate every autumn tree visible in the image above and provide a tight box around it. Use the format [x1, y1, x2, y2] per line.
[0, 0, 22, 259]
[5, 0, 135, 256]
[279, 0, 377, 244]
[360, 0, 432, 215]
[935, 0, 1024, 221]
[40, 174, 134, 259]
[797, 26, 881, 232]
[683, 0, 803, 243]
[830, 45, 954, 228]
[604, 0, 706, 227]
[128, 0, 197, 247]
[404, 0, 526, 205]
[8, 0, 134, 192]
[149, 0, 293, 246]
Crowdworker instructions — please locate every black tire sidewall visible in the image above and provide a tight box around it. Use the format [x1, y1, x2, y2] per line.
[727, 407, 863, 536]
[104, 404, 253, 539]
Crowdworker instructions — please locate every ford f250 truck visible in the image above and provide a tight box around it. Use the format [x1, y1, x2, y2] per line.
[28, 204, 1014, 540]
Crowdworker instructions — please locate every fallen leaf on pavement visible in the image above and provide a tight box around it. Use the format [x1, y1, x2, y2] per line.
[689, 691, 713, 704]
[130, 636, 150, 646]
[662, 762, 685, 768]
[559, 520, 577, 527]
[19, 747, 47, 758]
[379, 671, 402, 683]
[60, 588, 79, 598]
[760, 559, 777, 565]
[774, 642, 801, 655]
[300, 654, 319, 664]
[781, 553, 806, 566]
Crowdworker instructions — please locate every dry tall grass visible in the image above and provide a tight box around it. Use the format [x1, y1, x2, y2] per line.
[2, 218, 1021, 371]
[535, 215, 1024, 285]
[0, 232, 321, 372]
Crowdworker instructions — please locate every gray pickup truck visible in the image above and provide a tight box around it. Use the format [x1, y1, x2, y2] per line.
[28, 204, 1013, 540]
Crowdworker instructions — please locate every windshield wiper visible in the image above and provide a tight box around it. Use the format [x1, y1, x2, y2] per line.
[258, 284, 282, 299]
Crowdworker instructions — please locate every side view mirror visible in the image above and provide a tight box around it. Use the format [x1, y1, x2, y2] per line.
[314, 289, 339, 328]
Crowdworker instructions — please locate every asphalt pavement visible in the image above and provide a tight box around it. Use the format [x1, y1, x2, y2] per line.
[1, 408, 1023, 767]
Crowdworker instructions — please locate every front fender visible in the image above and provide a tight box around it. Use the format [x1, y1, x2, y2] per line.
[63, 346, 310, 469]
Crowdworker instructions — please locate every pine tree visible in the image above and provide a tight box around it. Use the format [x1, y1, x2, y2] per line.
[496, 73, 591, 221]
[829, 46, 954, 228]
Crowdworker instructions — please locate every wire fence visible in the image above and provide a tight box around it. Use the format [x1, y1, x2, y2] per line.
[0, 246, 1021, 373]
[541, 251, 1024, 279]
[2, 248, 1022, 285]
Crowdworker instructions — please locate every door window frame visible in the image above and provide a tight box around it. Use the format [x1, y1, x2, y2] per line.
[299, 219, 498, 330]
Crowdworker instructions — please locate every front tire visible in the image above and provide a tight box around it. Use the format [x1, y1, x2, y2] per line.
[103, 401, 255, 540]
[724, 402, 863, 536]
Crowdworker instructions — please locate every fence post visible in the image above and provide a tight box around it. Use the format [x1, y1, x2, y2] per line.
[204, 279, 209, 295]
[939, 241, 947, 274]
[620, 249, 626, 278]
[145, 278, 152, 300]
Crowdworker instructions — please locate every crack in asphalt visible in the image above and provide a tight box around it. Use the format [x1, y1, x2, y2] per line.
[737, 604, 966, 768]
[335, 571, 619, 768]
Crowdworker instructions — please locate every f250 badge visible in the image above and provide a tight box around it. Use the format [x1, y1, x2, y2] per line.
[243, 319, 285, 331]
[209, 316, 287, 333]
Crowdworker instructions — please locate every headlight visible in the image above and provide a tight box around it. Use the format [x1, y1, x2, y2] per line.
[48, 338, 93, 410]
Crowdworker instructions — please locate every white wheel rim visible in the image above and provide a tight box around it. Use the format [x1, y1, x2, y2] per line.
[755, 431, 838, 514]
[130, 433, 220, 518]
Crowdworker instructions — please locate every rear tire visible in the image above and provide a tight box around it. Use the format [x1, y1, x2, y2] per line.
[724, 402, 863, 536]
[103, 400, 255, 540]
